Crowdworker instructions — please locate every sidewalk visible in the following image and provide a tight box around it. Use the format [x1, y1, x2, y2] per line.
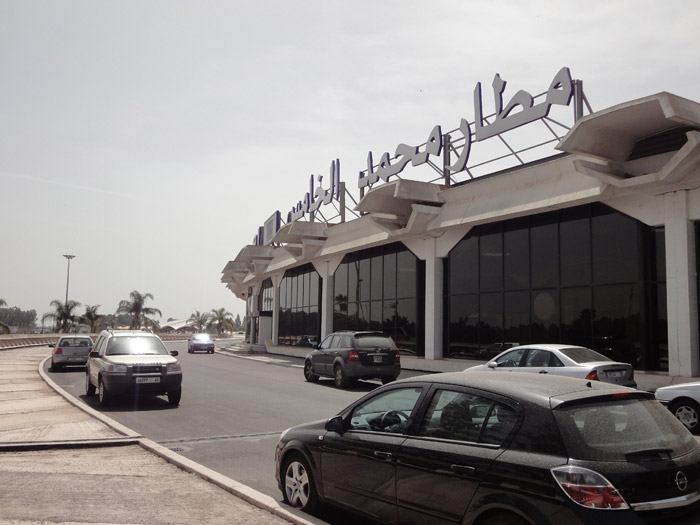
[0, 345, 325, 525]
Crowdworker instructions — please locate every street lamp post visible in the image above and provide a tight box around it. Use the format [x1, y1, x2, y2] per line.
[63, 254, 75, 304]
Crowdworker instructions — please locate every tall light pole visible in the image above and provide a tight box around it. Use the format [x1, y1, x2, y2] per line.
[63, 254, 75, 304]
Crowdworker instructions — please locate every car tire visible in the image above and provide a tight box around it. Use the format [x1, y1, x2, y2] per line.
[281, 453, 319, 513]
[85, 373, 96, 397]
[381, 376, 396, 385]
[333, 364, 347, 388]
[670, 399, 700, 434]
[168, 388, 182, 406]
[483, 512, 528, 525]
[51, 360, 61, 372]
[98, 378, 111, 407]
[303, 361, 319, 382]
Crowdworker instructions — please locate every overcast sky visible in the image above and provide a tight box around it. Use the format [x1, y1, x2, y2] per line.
[1, 0, 699, 325]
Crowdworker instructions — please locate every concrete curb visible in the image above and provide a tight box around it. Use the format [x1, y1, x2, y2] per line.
[36, 355, 323, 525]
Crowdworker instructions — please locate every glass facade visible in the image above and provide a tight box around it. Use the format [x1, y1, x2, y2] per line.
[334, 243, 424, 356]
[278, 264, 321, 347]
[446, 203, 668, 370]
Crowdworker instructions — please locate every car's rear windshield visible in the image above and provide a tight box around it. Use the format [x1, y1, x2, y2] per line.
[58, 337, 92, 347]
[354, 335, 397, 350]
[106, 336, 169, 356]
[553, 397, 697, 461]
[559, 346, 612, 363]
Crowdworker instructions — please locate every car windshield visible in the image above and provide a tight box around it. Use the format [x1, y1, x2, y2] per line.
[553, 397, 697, 461]
[559, 346, 612, 363]
[192, 334, 212, 341]
[106, 336, 169, 356]
[355, 335, 397, 349]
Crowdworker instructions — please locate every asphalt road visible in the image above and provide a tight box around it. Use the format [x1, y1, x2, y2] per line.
[47, 338, 421, 524]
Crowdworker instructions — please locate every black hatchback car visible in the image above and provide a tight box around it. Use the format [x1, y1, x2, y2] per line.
[276, 372, 700, 524]
[303, 331, 401, 388]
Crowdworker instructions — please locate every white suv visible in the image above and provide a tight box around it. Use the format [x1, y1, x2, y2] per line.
[86, 329, 182, 406]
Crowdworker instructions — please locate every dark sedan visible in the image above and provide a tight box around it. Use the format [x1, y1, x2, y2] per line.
[188, 333, 215, 354]
[276, 372, 700, 524]
[303, 331, 401, 388]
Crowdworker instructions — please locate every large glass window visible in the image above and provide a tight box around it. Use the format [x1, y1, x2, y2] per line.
[446, 204, 667, 370]
[334, 243, 423, 356]
[278, 264, 321, 347]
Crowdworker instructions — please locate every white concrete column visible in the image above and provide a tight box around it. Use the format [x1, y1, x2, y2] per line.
[424, 238, 443, 360]
[271, 274, 282, 346]
[664, 191, 699, 376]
[313, 257, 343, 340]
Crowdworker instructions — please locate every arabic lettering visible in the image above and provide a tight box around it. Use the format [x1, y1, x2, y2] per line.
[287, 159, 341, 222]
[474, 66, 573, 141]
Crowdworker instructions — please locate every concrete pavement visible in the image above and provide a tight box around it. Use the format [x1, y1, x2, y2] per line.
[0, 345, 325, 525]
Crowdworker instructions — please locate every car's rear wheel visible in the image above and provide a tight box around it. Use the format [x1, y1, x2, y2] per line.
[85, 372, 96, 397]
[168, 388, 182, 406]
[304, 361, 319, 382]
[670, 399, 700, 434]
[51, 360, 61, 372]
[333, 364, 347, 388]
[98, 378, 110, 407]
[282, 454, 319, 513]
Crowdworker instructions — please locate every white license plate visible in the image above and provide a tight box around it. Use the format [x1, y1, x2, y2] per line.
[373, 355, 383, 363]
[136, 377, 160, 384]
[607, 370, 624, 378]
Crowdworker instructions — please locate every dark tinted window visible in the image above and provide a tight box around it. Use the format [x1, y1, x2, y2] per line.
[554, 398, 696, 461]
[355, 335, 397, 349]
[417, 389, 518, 445]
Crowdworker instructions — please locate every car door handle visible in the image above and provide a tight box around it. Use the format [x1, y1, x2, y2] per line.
[374, 451, 393, 460]
[539, 370, 548, 374]
[451, 464, 476, 473]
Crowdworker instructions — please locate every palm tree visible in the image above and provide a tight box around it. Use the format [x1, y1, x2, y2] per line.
[42, 299, 82, 333]
[81, 305, 103, 333]
[116, 290, 162, 329]
[0, 298, 8, 334]
[189, 310, 210, 332]
[208, 307, 235, 336]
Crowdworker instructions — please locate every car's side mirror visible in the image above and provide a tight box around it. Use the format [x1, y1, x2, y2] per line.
[170, 350, 179, 357]
[89, 351, 99, 358]
[487, 361, 498, 369]
[325, 415, 345, 434]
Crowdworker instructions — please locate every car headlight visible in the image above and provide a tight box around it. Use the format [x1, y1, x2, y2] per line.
[106, 363, 127, 373]
[166, 362, 182, 373]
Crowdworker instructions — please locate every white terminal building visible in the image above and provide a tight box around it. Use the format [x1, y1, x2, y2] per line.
[221, 67, 700, 378]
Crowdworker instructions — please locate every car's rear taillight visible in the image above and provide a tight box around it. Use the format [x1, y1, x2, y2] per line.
[349, 350, 360, 362]
[55, 348, 63, 354]
[394, 351, 400, 362]
[585, 370, 599, 381]
[551, 465, 628, 509]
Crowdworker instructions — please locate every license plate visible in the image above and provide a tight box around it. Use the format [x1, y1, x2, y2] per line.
[607, 370, 624, 378]
[136, 377, 160, 384]
[69, 357, 82, 361]
[373, 355, 383, 363]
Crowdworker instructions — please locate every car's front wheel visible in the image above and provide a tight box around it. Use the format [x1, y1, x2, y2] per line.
[670, 399, 700, 434]
[282, 454, 319, 513]
[85, 372, 96, 397]
[168, 388, 182, 406]
[98, 378, 110, 407]
[303, 361, 319, 382]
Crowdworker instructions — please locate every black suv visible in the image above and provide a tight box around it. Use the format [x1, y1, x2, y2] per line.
[303, 331, 401, 388]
